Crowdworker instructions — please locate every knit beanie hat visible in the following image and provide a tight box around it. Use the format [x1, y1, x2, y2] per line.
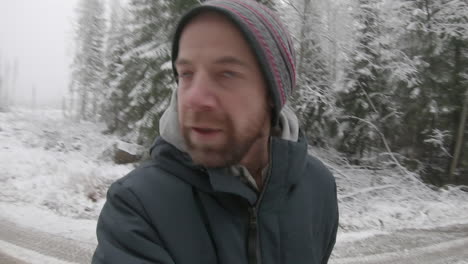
[171, 0, 296, 125]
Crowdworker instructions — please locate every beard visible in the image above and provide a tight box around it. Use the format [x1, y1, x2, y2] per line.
[181, 109, 268, 168]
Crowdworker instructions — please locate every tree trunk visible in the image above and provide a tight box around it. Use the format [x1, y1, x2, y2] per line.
[297, 0, 311, 77]
[11, 58, 18, 107]
[80, 87, 88, 120]
[449, 90, 468, 182]
[0, 74, 3, 108]
[92, 88, 98, 120]
[32, 85, 36, 110]
[62, 96, 67, 118]
[68, 81, 75, 119]
[257, 0, 276, 9]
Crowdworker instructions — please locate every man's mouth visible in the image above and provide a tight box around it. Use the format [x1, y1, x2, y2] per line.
[191, 127, 222, 135]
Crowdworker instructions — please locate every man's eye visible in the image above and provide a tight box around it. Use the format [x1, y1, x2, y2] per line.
[221, 71, 237, 78]
[178, 72, 193, 79]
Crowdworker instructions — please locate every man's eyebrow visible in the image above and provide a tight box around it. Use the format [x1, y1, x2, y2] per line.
[175, 56, 250, 68]
[214, 56, 249, 68]
[174, 58, 192, 66]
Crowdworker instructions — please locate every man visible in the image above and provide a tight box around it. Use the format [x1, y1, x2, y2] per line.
[92, 0, 338, 263]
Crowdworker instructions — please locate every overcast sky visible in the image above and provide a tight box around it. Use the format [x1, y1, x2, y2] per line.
[0, 0, 78, 107]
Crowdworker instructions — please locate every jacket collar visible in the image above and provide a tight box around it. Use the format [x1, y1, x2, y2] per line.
[149, 133, 308, 208]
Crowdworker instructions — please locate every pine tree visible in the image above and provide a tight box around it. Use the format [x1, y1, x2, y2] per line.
[257, 0, 276, 9]
[337, 0, 386, 161]
[0, 57, 4, 111]
[335, 0, 417, 164]
[394, 0, 468, 184]
[10, 58, 18, 107]
[101, 0, 129, 133]
[0, 58, 11, 111]
[106, 0, 198, 145]
[71, 0, 106, 120]
[284, 0, 338, 147]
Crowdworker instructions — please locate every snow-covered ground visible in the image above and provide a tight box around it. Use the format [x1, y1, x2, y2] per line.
[309, 147, 468, 234]
[1, 108, 468, 262]
[0, 108, 133, 221]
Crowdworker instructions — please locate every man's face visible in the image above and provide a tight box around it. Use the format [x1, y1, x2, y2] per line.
[176, 12, 270, 168]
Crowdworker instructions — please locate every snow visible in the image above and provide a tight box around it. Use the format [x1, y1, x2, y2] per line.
[1, 107, 468, 256]
[0, 240, 75, 264]
[332, 237, 468, 264]
[0, 108, 133, 220]
[115, 140, 145, 156]
[0, 202, 97, 245]
[308, 147, 468, 232]
[336, 230, 388, 244]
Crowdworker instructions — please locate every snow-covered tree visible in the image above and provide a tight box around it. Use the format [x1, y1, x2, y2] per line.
[257, 0, 277, 9]
[0, 57, 13, 112]
[0, 58, 4, 111]
[332, 0, 419, 165]
[101, 0, 130, 133]
[103, 0, 198, 145]
[393, 0, 468, 184]
[337, 0, 389, 160]
[450, 89, 467, 181]
[71, 0, 106, 120]
[282, 0, 337, 147]
[83, 0, 467, 184]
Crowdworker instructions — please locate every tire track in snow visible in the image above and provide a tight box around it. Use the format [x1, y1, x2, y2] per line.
[332, 237, 468, 264]
[0, 248, 27, 264]
[0, 240, 74, 264]
[0, 217, 94, 264]
[331, 224, 468, 264]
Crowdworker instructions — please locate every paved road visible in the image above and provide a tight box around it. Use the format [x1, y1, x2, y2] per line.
[1, 216, 467, 264]
[331, 224, 468, 264]
[0, 218, 94, 264]
[332, 237, 468, 264]
[0, 249, 26, 264]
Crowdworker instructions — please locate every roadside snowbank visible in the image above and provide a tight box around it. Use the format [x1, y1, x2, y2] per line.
[0, 202, 96, 244]
[0, 239, 75, 264]
[310, 148, 468, 232]
[0, 108, 133, 220]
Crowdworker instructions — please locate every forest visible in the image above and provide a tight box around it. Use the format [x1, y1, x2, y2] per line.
[66, 0, 468, 186]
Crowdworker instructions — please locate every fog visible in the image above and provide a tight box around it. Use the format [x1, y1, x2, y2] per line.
[0, 0, 78, 108]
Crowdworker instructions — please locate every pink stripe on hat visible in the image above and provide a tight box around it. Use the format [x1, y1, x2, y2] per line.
[212, 3, 287, 105]
[230, 0, 296, 87]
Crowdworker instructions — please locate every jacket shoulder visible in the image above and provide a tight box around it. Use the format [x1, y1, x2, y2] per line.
[93, 160, 201, 264]
[106, 160, 203, 236]
[305, 154, 336, 188]
[112, 160, 194, 211]
[304, 154, 339, 261]
[118, 160, 189, 191]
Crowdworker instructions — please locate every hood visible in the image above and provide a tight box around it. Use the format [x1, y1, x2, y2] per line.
[159, 89, 300, 154]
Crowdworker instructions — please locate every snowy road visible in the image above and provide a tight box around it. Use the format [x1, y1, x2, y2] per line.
[1, 215, 468, 264]
[0, 217, 94, 264]
[331, 224, 468, 264]
[332, 238, 468, 263]
[0, 249, 25, 264]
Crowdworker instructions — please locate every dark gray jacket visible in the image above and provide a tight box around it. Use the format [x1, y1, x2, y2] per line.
[92, 133, 338, 264]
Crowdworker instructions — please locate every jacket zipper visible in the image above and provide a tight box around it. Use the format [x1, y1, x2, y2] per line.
[247, 206, 258, 264]
[247, 138, 273, 264]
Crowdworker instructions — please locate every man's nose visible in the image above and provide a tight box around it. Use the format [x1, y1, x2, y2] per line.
[184, 71, 217, 111]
